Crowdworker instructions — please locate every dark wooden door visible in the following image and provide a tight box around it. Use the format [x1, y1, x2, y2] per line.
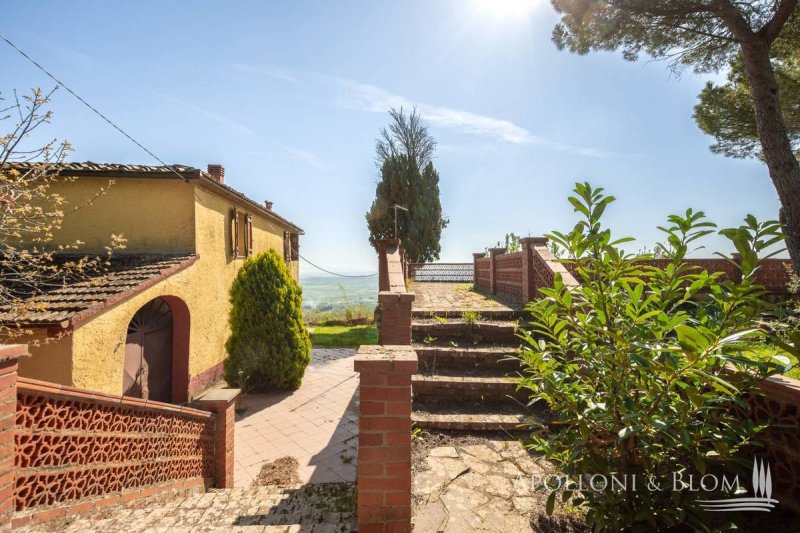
[123, 298, 173, 402]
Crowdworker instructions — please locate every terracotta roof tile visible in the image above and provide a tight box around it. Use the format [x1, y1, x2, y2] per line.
[0, 254, 198, 326]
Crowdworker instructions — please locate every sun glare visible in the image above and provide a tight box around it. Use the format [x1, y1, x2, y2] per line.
[473, 0, 538, 19]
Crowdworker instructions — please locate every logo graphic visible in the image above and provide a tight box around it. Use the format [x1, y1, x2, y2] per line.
[697, 458, 779, 512]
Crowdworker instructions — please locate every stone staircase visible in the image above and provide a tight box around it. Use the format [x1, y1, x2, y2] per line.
[410, 309, 546, 433]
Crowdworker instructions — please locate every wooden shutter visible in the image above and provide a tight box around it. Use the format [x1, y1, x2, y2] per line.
[231, 207, 239, 257]
[245, 214, 253, 256]
[290, 233, 299, 261]
[283, 231, 290, 262]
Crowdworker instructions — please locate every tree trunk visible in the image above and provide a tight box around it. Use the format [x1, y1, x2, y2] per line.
[740, 41, 800, 273]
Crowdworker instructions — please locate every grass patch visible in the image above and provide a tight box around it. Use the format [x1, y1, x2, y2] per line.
[304, 304, 373, 326]
[310, 324, 378, 348]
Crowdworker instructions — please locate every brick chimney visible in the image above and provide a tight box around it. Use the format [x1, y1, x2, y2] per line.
[207, 164, 225, 183]
[264, 200, 273, 211]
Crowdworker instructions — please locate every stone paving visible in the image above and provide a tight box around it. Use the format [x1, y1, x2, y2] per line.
[411, 282, 520, 316]
[234, 348, 359, 486]
[19, 348, 360, 532]
[21, 484, 355, 532]
[413, 439, 583, 532]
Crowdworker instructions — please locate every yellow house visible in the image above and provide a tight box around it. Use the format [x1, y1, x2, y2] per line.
[2, 162, 303, 402]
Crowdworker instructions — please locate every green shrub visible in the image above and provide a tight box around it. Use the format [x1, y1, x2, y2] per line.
[518, 183, 797, 531]
[224, 250, 311, 390]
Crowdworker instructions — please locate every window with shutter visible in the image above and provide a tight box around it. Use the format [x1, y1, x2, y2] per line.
[231, 207, 239, 257]
[231, 207, 251, 258]
[245, 214, 253, 256]
[283, 231, 291, 262]
[290, 233, 299, 261]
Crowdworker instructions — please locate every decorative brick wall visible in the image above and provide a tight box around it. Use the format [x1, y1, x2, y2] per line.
[408, 263, 473, 282]
[0, 344, 239, 530]
[529, 242, 580, 299]
[354, 345, 417, 533]
[13, 378, 215, 522]
[474, 255, 490, 290]
[474, 237, 792, 305]
[494, 251, 523, 301]
[749, 375, 800, 513]
[756, 259, 793, 290]
[631, 258, 740, 284]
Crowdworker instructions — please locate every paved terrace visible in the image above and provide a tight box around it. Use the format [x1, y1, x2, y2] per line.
[411, 282, 522, 318]
[234, 348, 359, 486]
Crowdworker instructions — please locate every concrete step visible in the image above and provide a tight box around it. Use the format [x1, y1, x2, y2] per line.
[412, 411, 527, 432]
[412, 373, 525, 403]
[411, 308, 523, 321]
[411, 399, 545, 432]
[414, 345, 521, 373]
[411, 320, 519, 344]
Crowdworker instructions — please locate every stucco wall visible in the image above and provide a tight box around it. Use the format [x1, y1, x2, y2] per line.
[184, 185, 298, 382]
[24, 182, 300, 396]
[45, 178, 196, 254]
[69, 270, 194, 394]
[16, 330, 74, 386]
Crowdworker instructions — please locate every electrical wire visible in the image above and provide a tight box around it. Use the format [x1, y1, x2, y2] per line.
[294, 249, 377, 278]
[0, 33, 188, 182]
[2, 34, 381, 280]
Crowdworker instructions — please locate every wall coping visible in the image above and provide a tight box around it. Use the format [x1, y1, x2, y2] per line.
[17, 377, 214, 420]
[520, 236, 548, 245]
[378, 291, 415, 302]
[195, 387, 241, 404]
[0, 344, 29, 362]
[354, 345, 418, 373]
[759, 373, 800, 398]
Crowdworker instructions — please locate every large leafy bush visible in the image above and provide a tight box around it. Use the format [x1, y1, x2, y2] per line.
[224, 250, 311, 390]
[519, 183, 796, 531]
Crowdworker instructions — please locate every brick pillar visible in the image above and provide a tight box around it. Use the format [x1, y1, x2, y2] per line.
[196, 388, 240, 488]
[488, 247, 506, 295]
[377, 239, 400, 293]
[0, 345, 29, 531]
[520, 237, 547, 303]
[472, 253, 485, 286]
[354, 345, 418, 533]
[378, 292, 415, 345]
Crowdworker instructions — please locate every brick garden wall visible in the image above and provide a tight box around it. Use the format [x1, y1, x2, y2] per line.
[494, 251, 523, 301]
[0, 345, 238, 530]
[750, 376, 800, 513]
[12, 378, 216, 526]
[475, 256, 490, 291]
[474, 239, 792, 306]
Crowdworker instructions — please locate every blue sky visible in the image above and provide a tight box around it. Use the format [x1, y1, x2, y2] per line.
[2, 0, 781, 275]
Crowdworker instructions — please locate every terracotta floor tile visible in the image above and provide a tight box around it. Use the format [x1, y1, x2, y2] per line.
[233, 348, 359, 487]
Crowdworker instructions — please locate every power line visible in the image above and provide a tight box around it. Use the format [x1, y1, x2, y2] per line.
[3, 34, 380, 280]
[295, 250, 377, 278]
[0, 33, 188, 182]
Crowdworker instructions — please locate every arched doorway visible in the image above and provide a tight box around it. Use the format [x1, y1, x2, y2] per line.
[124, 297, 174, 402]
